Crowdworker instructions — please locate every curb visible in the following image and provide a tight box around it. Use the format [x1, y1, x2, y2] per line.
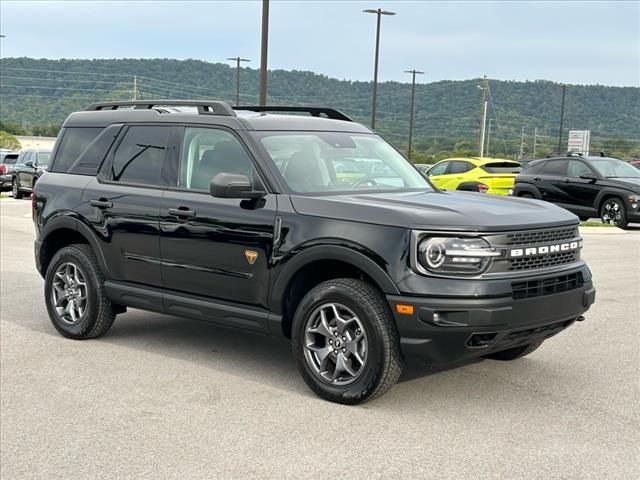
[579, 226, 627, 234]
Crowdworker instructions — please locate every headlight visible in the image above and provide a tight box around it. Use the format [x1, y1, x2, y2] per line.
[417, 237, 500, 275]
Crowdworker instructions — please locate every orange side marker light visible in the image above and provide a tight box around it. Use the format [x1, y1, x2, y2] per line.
[395, 304, 415, 315]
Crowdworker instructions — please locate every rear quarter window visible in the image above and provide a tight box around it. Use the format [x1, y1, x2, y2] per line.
[52, 127, 103, 173]
[52, 125, 123, 175]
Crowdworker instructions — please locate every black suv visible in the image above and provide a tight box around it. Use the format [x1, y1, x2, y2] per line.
[33, 101, 596, 404]
[11, 149, 52, 199]
[513, 154, 640, 229]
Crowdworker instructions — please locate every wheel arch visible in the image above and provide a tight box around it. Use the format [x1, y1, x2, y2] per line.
[271, 245, 399, 338]
[38, 216, 109, 278]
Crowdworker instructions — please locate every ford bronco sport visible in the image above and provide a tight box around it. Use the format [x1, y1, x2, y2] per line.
[33, 101, 596, 404]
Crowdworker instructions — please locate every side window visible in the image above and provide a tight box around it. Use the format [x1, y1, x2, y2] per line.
[111, 126, 171, 186]
[542, 160, 568, 176]
[428, 162, 448, 176]
[20, 151, 32, 164]
[447, 161, 473, 174]
[179, 127, 257, 191]
[567, 160, 593, 177]
[52, 127, 103, 173]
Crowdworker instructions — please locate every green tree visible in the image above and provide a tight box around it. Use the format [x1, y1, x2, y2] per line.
[0, 131, 21, 150]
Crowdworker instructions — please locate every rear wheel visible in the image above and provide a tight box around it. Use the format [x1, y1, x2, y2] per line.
[291, 278, 402, 405]
[44, 244, 116, 339]
[12, 178, 23, 199]
[485, 340, 543, 361]
[519, 192, 534, 199]
[600, 197, 628, 229]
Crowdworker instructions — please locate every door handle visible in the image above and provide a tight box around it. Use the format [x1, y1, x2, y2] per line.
[533, 177, 541, 181]
[563, 178, 571, 183]
[168, 206, 196, 218]
[90, 198, 113, 209]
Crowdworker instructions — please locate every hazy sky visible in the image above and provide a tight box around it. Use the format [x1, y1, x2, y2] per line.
[1, 1, 638, 86]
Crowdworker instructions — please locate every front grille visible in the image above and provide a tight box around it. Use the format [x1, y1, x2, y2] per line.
[512, 272, 583, 299]
[508, 250, 578, 271]
[506, 227, 578, 246]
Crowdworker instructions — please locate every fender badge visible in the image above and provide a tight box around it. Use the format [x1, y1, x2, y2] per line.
[245, 250, 258, 265]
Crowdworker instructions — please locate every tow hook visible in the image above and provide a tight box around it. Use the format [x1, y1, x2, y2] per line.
[576, 316, 586, 322]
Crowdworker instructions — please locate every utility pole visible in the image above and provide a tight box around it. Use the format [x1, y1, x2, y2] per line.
[478, 75, 488, 157]
[259, 0, 269, 106]
[404, 69, 424, 160]
[557, 84, 566, 153]
[363, 8, 396, 129]
[486, 118, 493, 157]
[519, 126, 526, 158]
[533, 127, 538, 157]
[227, 57, 251, 106]
[132, 75, 138, 100]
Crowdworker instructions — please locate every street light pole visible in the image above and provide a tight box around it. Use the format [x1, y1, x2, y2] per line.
[227, 57, 251, 106]
[259, 0, 269, 106]
[363, 8, 396, 129]
[404, 69, 424, 160]
[557, 84, 566, 153]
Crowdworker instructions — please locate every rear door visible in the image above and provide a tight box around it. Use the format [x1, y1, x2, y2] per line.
[82, 124, 173, 288]
[538, 159, 569, 204]
[159, 126, 276, 330]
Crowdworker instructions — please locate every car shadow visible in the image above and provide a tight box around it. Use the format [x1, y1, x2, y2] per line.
[19, 306, 484, 398]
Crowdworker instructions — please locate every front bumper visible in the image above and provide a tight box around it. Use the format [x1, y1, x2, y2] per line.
[0, 174, 12, 189]
[387, 267, 595, 364]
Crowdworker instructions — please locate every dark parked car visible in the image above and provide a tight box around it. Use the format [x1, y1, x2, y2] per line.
[0, 151, 19, 191]
[11, 149, 52, 198]
[33, 101, 595, 404]
[630, 160, 640, 170]
[512, 155, 640, 228]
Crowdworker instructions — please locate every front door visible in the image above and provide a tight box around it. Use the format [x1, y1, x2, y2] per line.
[562, 159, 600, 214]
[159, 126, 276, 328]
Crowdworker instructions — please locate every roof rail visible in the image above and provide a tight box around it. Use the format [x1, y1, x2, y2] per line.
[85, 100, 236, 116]
[234, 105, 352, 122]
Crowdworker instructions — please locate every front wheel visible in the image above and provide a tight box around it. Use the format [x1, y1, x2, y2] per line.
[291, 279, 402, 405]
[12, 178, 23, 199]
[600, 197, 628, 229]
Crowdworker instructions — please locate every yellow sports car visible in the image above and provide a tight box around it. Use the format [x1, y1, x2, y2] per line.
[426, 157, 522, 195]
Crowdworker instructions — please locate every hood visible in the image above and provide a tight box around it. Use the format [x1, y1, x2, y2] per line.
[290, 190, 578, 232]
[603, 177, 640, 192]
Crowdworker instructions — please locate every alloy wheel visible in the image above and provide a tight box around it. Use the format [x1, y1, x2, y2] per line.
[601, 200, 622, 226]
[51, 262, 88, 324]
[303, 302, 368, 385]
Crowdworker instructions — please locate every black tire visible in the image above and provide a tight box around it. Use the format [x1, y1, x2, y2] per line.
[12, 178, 23, 199]
[600, 197, 628, 229]
[484, 340, 543, 361]
[291, 278, 402, 405]
[519, 192, 534, 199]
[579, 216, 591, 222]
[44, 244, 116, 339]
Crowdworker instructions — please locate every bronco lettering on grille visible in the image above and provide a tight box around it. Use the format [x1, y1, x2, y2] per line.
[509, 241, 580, 258]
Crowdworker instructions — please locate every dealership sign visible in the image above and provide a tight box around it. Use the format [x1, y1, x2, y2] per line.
[567, 130, 591, 156]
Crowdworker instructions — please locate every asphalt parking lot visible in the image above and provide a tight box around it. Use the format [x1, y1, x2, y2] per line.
[1, 195, 639, 479]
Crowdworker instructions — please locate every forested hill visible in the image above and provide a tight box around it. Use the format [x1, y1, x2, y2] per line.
[1, 57, 639, 159]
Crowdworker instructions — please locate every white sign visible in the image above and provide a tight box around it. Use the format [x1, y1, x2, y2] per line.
[567, 130, 590, 156]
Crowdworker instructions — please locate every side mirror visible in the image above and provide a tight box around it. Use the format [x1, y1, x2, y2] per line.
[579, 172, 597, 182]
[24, 161, 34, 168]
[210, 173, 265, 199]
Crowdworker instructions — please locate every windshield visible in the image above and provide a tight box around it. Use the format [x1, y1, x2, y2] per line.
[257, 132, 431, 193]
[590, 159, 640, 178]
